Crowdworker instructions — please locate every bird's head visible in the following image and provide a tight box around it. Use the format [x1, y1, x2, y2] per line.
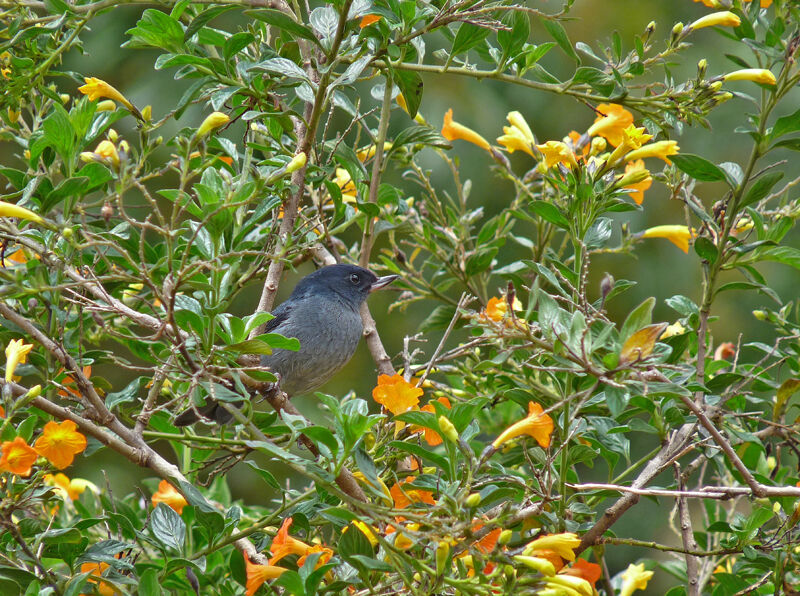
[291, 264, 398, 306]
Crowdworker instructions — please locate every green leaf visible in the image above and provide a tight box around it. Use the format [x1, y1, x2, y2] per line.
[256, 57, 308, 80]
[388, 440, 449, 472]
[529, 200, 570, 229]
[542, 19, 579, 63]
[670, 154, 729, 183]
[770, 106, 800, 139]
[338, 522, 376, 561]
[740, 171, 783, 208]
[42, 103, 75, 162]
[693, 236, 718, 263]
[393, 69, 423, 117]
[620, 297, 654, 342]
[125, 9, 185, 53]
[247, 9, 320, 45]
[451, 22, 490, 57]
[138, 569, 159, 596]
[150, 503, 186, 552]
[571, 66, 614, 95]
[756, 245, 800, 270]
[184, 5, 235, 41]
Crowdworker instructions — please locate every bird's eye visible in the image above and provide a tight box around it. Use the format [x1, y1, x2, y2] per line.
[350, 273, 360, 285]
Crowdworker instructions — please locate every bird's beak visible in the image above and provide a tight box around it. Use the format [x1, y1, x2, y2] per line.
[370, 274, 399, 292]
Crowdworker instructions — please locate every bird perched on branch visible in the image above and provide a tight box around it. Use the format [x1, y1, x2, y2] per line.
[174, 264, 398, 426]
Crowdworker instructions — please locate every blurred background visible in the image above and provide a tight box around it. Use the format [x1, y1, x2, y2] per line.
[5, 0, 796, 588]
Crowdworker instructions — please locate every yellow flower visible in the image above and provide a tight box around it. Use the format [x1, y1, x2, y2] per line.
[34, 420, 88, 469]
[688, 11, 741, 31]
[492, 401, 554, 449]
[0, 201, 43, 223]
[196, 111, 230, 138]
[0, 436, 38, 477]
[96, 140, 120, 166]
[151, 479, 188, 514]
[620, 562, 654, 596]
[660, 321, 686, 339]
[334, 168, 358, 202]
[535, 140, 577, 169]
[497, 111, 535, 157]
[396, 93, 427, 124]
[360, 14, 381, 28]
[624, 140, 679, 164]
[5, 338, 33, 382]
[545, 574, 593, 596]
[349, 520, 379, 547]
[587, 104, 634, 147]
[244, 554, 286, 596]
[514, 555, 557, 576]
[523, 533, 581, 562]
[356, 142, 393, 161]
[372, 373, 423, 415]
[619, 160, 652, 205]
[441, 109, 491, 151]
[44, 472, 98, 501]
[722, 69, 776, 86]
[78, 77, 134, 112]
[641, 224, 694, 253]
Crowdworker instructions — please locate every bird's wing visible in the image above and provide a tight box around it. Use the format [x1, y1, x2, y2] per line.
[264, 302, 292, 333]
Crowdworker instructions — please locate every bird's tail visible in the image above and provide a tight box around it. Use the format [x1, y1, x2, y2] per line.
[173, 400, 235, 426]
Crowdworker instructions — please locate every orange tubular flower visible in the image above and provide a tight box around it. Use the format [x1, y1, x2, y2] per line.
[0, 436, 38, 476]
[586, 103, 634, 146]
[80, 561, 120, 596]
[78, 77, 134, 113]
[297, 544, 334, 568]
[622, 160, 652, 205]
[441, 109, 492, 151]
[269, 517, 313, 564]
[560, 558, 602, 589]
[58, 365, 92, 397]
[418, 397, 451, 446]
[390, 477, 436, 509]
[151, 479, 188, 514]
[359, 14, 381, 28]
[245, 554, 286, 596]
[640, 224, 694, 253]
[33, 420, 87, 469]
[535, 141, 577, 169]
[372, 374, 423, 416]
[491, 402, 554, 450]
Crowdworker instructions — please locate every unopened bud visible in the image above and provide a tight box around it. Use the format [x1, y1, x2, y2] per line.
[96, 100, 116, 112]
[672, 22, 684, 38]
[465, 493, 482, 508]
[62, 227, 73, 239]
[197, 111, 230, 138]
[141, 105, 152, 121]
[753, 310, 767, 321]
[286, 151, 307, 173]
[435, 540, 450, 575]
[438, 416, 459, 443]
[7, 107, 19, 123]
[645, 21, 656, 35]
[498, 529, 513, 545]
[60, 93, 70, 104]
[101, 201, 113, 222]
[590, 136, 607, 155]
[107, 128, 118, 142]
[697, 58, 707, 77]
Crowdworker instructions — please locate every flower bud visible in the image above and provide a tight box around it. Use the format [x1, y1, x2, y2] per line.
[107, 128, 118, 142]
[498, 529, 513, 545]
[697, 58, 707, 77]
[286, 151, 307, 173]
[752, 310, 767, 320]
[60, 93, 70, 104]
[465, 493, 482, 508]
[8, 107, 19, 123]
[645, 21, 656, 35]
[590, 136, 607, 155]
[197, 111, 230, 138]
[435, 540, 450, 575]
[671, 22, 684, 39]
[438, 416, 459, 443]
[96, 100, 116, 112]
[141, 105, 152, 121]
[723, 69, 776, 86]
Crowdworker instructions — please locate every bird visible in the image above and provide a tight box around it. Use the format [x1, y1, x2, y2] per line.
[174, 264, 398, 425]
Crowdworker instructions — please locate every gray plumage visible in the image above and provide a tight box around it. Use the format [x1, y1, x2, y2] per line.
[174, 264, 397, 425]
